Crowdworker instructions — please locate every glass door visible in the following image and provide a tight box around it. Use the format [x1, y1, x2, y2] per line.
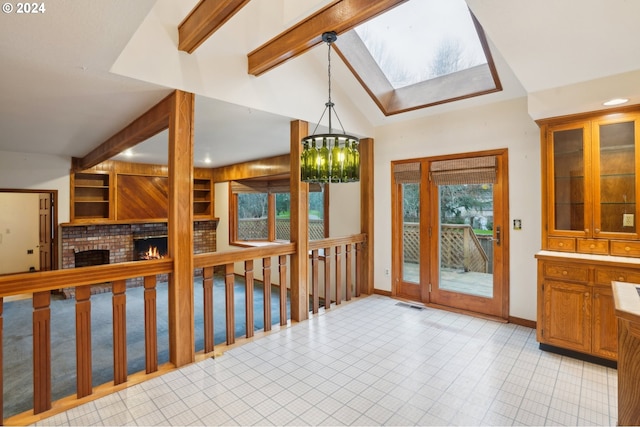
[429, 152, 508, 319]
[437, 183, 494, 299]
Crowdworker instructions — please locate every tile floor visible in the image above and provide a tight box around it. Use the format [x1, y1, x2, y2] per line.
[35, 295, 617, 426]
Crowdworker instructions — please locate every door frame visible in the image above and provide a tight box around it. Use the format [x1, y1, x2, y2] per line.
[391, 149, 509, 320]
[0, 188, 58, 272]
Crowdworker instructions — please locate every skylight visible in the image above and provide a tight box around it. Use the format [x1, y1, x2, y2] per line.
[354, 0, 487, 89]
[336, 0, 501, 116]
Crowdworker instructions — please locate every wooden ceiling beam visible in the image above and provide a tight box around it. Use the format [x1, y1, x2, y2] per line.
[73, 93, 173, 172]
[178, 0, 252, 53]
[247, 0, 408, 76]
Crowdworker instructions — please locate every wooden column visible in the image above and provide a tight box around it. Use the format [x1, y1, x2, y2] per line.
[289, 120, 309, 322]
[167, 90, 195, 367]
[359, 138, 374, 294]
[32, 291, 51, 413]
[112, 280, 127, 385]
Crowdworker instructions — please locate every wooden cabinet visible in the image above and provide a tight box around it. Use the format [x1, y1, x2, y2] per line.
[539, 109, 640, 255]
[535, 252, 640, 362]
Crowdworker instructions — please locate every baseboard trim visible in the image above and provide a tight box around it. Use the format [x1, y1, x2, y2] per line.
[508, 316, 536, 329]
[539, 343, 617, 368]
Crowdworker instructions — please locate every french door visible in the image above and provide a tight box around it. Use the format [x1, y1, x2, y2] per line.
[392, 149, 509, 319]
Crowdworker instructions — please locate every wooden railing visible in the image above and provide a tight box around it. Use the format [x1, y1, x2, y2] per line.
[0, 259, 173, 425]
[0, 233, 366, 425]
[308, 234, 367, 314]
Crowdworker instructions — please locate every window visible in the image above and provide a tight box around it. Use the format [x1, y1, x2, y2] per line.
[230, 179, 327, 245]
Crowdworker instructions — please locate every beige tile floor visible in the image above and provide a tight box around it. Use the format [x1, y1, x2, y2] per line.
[35, 295, 617, 426]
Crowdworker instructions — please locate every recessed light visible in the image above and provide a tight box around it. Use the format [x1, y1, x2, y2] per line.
[123, 149, 134, 158]
[204, 157, 211, 164]
[603, 98, 629, 106]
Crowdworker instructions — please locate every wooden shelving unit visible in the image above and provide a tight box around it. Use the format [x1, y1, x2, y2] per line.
[71, 172, 112, 222]
[70, 160, 215, 223]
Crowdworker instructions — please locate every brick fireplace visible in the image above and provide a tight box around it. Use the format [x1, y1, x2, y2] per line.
[61, 221, 217, 295]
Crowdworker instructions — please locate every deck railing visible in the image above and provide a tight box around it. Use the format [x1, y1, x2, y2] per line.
[0, 233, 366, 425]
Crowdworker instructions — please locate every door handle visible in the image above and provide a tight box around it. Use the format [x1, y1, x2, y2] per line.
[495, 226, 501, 246]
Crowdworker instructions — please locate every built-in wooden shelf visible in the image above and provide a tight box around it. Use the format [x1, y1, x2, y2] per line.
[70, 160, 215, 223]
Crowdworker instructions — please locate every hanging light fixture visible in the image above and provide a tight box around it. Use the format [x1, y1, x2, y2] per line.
[300, 31, 360, 184]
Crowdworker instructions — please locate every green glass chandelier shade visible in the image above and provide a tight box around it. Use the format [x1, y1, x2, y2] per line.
[300, 134, 360, 183]
[300, 31, 360, 184]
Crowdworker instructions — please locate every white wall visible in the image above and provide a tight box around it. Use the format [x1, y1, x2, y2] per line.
[373, 97, 541, 321]
[0, 150, 71, 223]
[0, 193, 40, 274]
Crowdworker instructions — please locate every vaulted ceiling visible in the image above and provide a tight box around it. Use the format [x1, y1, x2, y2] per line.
[1, 0, 639, 168]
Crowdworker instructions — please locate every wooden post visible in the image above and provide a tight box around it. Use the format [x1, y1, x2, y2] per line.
[203, 266, 215, 353]
[32, 291, 51, 413]
[263, 258, 272, 332]
[290, 120, 309, 321]
[167, 90, 195, 367]
[245, 260, 254, 338]
[359, 138, 374, 294]
[112, 280, 127, 385]
[324, 247, 333, 305]
[225, 263, 235, 344]
[279, 255, 287, 325]
[75, 286, 92, 398]
[143, 275, 158, 374]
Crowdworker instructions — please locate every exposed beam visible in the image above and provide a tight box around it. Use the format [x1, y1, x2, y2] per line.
[178, 0, 251, 53]
[73, 93, 173, 172]
[211, 154, 290, 182]
[247, 0, 408, 76]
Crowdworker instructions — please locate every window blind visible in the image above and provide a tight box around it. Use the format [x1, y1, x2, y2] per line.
[429, 156, 497, 185]
[393, 162, 421, 184]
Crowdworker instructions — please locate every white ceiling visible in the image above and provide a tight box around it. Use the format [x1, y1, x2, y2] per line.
[1, 0, 640, 169]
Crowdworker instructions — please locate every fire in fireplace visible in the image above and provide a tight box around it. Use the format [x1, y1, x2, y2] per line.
[133, 236, 168, 261]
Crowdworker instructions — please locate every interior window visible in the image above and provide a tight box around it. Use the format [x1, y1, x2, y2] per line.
[230, 180, 327, 245]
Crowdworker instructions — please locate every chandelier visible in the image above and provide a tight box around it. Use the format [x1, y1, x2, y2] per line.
[300, 31, 360, 183]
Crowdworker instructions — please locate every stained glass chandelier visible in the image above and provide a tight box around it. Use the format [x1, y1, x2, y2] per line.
[300, 32, 360, 183]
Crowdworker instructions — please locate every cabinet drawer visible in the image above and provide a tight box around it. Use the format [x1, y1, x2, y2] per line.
[610, 240, 640, 258]
[543, 263, 589, 282]
[577, 239, 609, 255]
[547, 237, 576, 252]
[594, 268, 640, 286]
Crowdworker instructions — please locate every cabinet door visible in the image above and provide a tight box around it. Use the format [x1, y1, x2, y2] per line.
[592, 114, 640, 239]
[547, 122, 591, 236]
[592, 285, 618, 360]
[542, 280, 591, 353]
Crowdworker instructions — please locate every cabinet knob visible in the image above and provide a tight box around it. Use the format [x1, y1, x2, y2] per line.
[558, 242, 564, 247]
[618, 276, 625, 281]
[562, 270, 568, 276]
[625, 246, 631, 252]
[589, 244, 595, 249]
[585, 292, 589, 297]
[585, 228, 589, 233]
[595, 228, 600, 234]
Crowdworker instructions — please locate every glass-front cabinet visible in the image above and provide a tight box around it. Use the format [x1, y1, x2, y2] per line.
[541, 109, 640, 255]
